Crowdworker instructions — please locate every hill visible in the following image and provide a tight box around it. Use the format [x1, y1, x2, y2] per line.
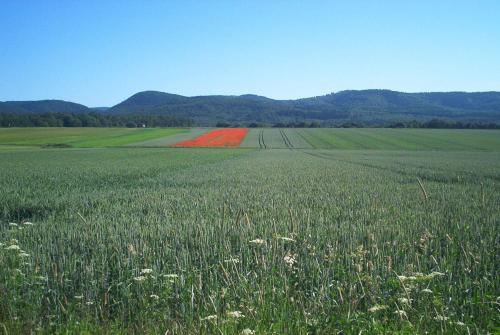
[108, 90, 500, 125]
[2, 90, 500, 125]
[0, 100, 89, 114]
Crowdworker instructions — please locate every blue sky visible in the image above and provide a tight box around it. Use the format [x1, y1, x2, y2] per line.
[1, 0, 499, 106]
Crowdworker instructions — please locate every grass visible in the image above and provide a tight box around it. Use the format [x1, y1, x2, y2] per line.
[0, 128, 499, 333]
[0, 127, 187, 148]
[296, 128, 500, 150]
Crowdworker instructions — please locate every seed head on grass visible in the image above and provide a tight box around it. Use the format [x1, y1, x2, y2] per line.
[200, 315, 217, 321]
[224, 257, 240, 264]
[249, 238, 265, 245]
[140, 268, 153, 275]
[163, 274, 179, 279]
[226, 311, 245, 318]
[133, 276, 147, 282]
[368, 305, 388, 313]
[398, 297, 412, 305]
[434, 315, 449, 321]
[5, 244, 21, 251]
[284, 253, 297, 267]
[276, 236, 295, 242]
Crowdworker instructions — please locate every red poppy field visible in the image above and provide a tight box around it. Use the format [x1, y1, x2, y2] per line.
[173, 128, 248, 147]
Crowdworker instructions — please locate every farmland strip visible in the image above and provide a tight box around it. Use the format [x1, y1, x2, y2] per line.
[173, 128, 248, 147]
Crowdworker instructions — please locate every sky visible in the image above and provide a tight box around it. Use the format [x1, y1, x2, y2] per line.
[0, 1, 499, 107]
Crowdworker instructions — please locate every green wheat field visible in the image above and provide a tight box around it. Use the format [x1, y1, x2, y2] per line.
[0, 128, 499, 334]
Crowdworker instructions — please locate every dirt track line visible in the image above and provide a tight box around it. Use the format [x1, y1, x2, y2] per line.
[259, 129, 267, 149]
[280, 129, 293, 149]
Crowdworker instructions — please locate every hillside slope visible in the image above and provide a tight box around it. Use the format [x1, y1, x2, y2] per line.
[0, 100, 89, 114]
[108, 90, 500, 124]
[2, 90, 500, 125]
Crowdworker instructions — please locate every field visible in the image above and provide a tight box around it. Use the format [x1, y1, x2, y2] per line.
[0, 127, 187, 148]
[0, 128, 499, 334]
[242, 128, 500, 151]
[240, 129, 312, 149]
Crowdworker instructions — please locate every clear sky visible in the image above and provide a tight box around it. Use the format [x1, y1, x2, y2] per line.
[1, 0, 499, 107]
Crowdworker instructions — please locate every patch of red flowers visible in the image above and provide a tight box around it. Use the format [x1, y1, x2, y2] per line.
[173, 128, 248, 147]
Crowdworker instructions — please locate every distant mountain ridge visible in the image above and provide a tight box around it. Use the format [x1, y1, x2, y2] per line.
[2, 90, 500, 125]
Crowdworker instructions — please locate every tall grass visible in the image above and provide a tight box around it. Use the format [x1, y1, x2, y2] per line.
[0, 147, 498, 334]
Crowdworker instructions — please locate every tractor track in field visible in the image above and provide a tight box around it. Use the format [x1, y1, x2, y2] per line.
[280, 129, 294, 149]
[258, 129, 267, 149]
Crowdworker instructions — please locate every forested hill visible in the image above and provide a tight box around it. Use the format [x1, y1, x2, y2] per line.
[108, 90, 500, 124]
[2, 90, 500, 125]
[0, 100, 89, 114]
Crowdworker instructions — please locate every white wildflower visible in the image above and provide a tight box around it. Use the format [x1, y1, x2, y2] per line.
[241, 329, 255, 335]
[23, 222, 34, 226]
[249, 238, 265, 245]
[429, 271, 445, 278]
[434, 314, 449, 321]
[394, 310, 407, 317]
[150, 294, 160, 300]
[284, 253, 297, 267]
[227, 310, 245, 318]
[456, 321, 465, 326]
[201, 315, 218, 321]
[19, 252, 30, 258]
[421, 288, 433, 294]
[133, 276, 147, 282]
[5, 245, 21, 251]
[224, 257, 240, 264]
[163, 274, 179, 279]
[368, 305, 388, 313]
[85, 301, 94, 306]
[9, 222, 18, 227]
[397, 275, 407, 281]
[140, 268, 153, 275]
[398, 297, 412, 305]
[74, 295, 84, 299]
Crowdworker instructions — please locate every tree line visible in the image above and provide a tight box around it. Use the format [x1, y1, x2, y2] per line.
[0, 112, 194, 127]
[221, 119, 500, 129]
[0, 112, 499, 129]
[386, 119, 500, 129]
